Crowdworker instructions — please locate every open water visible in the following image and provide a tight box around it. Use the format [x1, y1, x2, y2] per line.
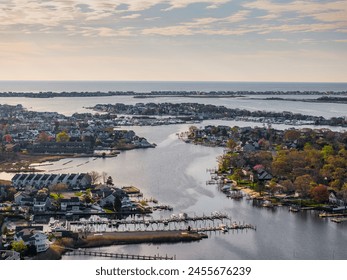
[1, 81, 347, 259]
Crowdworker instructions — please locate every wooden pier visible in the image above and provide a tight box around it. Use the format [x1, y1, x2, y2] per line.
[319, 213, 347, 218]
[65, 249, 174, 260]
[331, 218, 347, 223]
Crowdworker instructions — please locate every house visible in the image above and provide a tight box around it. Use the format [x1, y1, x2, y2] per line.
[242, 143, 256, 152]
[12, 173, 91, 190]
[329, 192, 344, 206]
[60, 197, 80, 211]
[33, 195, 51, 212]
[14, 227, 50, 253]
[99, 193, 117, 207]
[14, 192, 30, 205]
[98, 188, 128, 208]
[257, 169, 273, 181]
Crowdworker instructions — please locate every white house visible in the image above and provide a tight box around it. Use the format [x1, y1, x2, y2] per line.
[33, 196, 51, 212]
[14, 229, 50, 253]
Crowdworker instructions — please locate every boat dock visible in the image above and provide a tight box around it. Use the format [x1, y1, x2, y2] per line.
[69, 212, 229, 227]
[331, 218, 347, 223]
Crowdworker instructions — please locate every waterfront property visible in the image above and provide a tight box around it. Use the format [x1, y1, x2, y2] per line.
[12, 173, 92, 190]
[14, 226, 50, 253]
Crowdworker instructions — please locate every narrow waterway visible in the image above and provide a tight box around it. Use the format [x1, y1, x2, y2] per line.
[33, 123, 346, 260]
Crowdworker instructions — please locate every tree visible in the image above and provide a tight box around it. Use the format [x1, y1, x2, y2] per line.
[101, 172, 108, 184]
[88, 171, 101, 185]
[226, 139, 237, 151]
[11, 240, 27, 255]
[310, 185, 329, 203]
[231, 168, 243, 182]
[280, 179, 295, 193]
[284, 130, 300, 141]
[106, 176, 114, 186]
[56, 131, 70, 142]
[114, 196, 122, 212]
[321, 145, 334, 160]
[188, 126, 198, 138]
[50, 183, 68, 193]
[37, 131, 51, 142]
[294, 174, 314, 197]
[338, 184, 347, 209]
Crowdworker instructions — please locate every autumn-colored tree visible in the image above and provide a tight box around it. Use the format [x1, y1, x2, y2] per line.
[56, 131, 70, 142]
[226, 139, 237, 151]
[280, 179, 295, 193]
[310, 184, 329, 203]
[284, 130, 300, 141]
[3, 134, 13, 143]
[338, 184, 347, 208]
[50, 183, 68, 193]
[37, 131, 51, 142]
[294, 174, 314, 197]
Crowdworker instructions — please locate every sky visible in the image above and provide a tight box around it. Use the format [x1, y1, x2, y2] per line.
[0, 0, 347, 82]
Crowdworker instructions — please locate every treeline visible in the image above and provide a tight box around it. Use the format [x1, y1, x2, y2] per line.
[212, 126, 347, 201]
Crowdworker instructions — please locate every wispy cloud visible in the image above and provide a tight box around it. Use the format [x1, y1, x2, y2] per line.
[121, 14, 142, 19]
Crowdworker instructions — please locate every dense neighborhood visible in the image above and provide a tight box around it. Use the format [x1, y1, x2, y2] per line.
[91, 102, 347, 127]
[0, 169, 156, 259]
[182, 125, 347, 208]
[0, 104, 155, 173]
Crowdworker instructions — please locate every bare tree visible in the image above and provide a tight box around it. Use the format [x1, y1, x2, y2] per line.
[88, 171, 101, 185]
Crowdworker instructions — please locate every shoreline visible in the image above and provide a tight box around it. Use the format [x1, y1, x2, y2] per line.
[35, 230, 206, 260]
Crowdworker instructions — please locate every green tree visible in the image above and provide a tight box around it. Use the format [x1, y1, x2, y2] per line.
[114, 196, 122, 212]
[321, 145, 334, 160]
[106, 176, 114, 186]
[11, 240, 27, 254]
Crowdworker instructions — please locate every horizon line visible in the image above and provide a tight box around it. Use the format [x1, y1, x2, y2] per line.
[0, 80, 347, 84]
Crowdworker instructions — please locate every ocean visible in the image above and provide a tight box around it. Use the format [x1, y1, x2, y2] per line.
[0, 81, 346, 93]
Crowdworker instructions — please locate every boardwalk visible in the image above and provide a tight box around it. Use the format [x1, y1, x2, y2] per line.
[65, 249, 174, 260]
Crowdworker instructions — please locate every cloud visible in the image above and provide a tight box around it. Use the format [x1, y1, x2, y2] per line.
[162, 0, 229, 11]
[121, 13, 141, 19]
[266, 38, 288, 42]
[243, 0, 347, 24]
[142, 10, 250, 36]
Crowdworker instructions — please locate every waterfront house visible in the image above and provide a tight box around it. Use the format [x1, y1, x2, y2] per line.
[14, 228, 50, 253]
[60, 197, 80, 212]
[33, 195, 51, 212]
[12, 173, 91, 190]
[14, 192, 30, 205]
